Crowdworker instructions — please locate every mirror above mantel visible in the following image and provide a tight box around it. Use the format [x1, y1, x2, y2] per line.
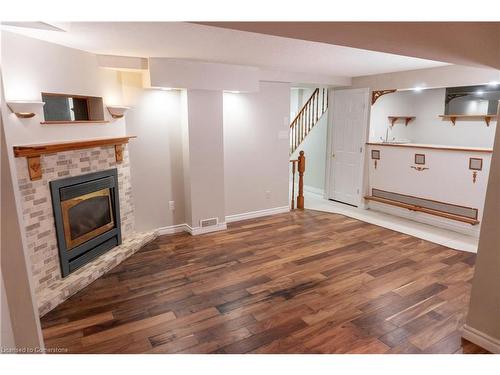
[41, 92, 109, 124]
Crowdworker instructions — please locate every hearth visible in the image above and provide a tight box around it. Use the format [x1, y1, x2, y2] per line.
[50, 169, 121, 277]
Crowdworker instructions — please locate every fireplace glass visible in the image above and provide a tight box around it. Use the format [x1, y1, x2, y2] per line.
[60, 188, 115, 250]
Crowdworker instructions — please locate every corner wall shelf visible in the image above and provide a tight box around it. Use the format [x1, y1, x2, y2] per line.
[388, 116, 415, 127]
[439, 114, 497, 127]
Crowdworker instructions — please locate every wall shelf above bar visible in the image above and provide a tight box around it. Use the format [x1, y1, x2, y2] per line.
[439, 114, 497, 126]
[388, 116, 415, 127]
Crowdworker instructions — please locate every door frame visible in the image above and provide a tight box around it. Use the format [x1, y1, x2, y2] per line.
[324, 87, 371, 208]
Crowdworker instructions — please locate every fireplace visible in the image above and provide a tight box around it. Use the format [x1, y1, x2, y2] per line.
[50, 169, 121, 277]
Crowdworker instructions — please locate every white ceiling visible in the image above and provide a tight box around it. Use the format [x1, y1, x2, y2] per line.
[1, 22, 449, 78]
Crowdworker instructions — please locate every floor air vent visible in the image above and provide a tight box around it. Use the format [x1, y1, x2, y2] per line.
[200, 217, 219, 228]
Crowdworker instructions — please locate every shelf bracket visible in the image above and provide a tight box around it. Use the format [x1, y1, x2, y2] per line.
[27, 155, 42, 181]
[114, 144, 124, 162]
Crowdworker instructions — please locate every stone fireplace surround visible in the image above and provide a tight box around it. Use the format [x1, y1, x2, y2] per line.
[15, 143, 157, 316]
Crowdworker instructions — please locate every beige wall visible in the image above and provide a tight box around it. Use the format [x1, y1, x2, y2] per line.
[465, 103, 500, 352]
[1, 273, 15, 349]
[121, 72, 186, 231]
[223, 82, 290, 216]
[1, 87, 44, 350]
[185, 89, 226, 227]
[1, 32, 126, 146]
[291, 113, 328, 192]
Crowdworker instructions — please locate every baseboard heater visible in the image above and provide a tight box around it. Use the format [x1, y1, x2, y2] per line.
[364, 188, 479, 225]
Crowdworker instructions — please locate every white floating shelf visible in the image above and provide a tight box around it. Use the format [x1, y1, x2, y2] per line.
[7, 101, 45, 118]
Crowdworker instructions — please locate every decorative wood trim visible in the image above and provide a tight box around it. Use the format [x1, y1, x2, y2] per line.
[27, 156, 42, 181]
[114, 144, 124, 163]
[41, 121, 110, 125]
[366, 142, 493, 153]
[13, 136, 136, 158]
[14, 136, 136, 180]
[388, 116, 415, 127]
[364, 195, 479, 225]
[410, 166, 429, 171]
[472, 171, 478, 184]
[371, 89, 397, 105]
[439, 114, 497, 127]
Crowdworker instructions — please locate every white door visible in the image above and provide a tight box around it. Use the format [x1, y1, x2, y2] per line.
[328, 88, 370, 206]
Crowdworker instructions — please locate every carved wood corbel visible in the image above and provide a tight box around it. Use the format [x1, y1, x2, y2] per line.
[372, 89, 397, 105]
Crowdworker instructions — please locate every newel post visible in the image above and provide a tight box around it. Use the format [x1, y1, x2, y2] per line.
[297, 151, 305, 209]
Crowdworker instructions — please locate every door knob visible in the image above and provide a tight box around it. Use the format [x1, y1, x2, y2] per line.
[332, 153, 335, 158]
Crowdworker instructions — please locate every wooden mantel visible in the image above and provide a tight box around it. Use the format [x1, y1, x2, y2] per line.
[13, 136, 137, 181]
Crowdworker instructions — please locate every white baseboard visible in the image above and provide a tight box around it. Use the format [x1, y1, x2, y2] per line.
[367, 201, 481, 237]
[185, 222, 227, 236]
[225, 206, 290, 223]
[158, 206, 290, 236]
[303, 185, 325, 196]
[157, 224, 188, 235]
[462, 324, 500, 353]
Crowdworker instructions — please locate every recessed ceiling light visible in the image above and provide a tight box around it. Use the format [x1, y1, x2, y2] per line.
[476, 90, 484, 95]
[488, 81, 499, 86]
[412, 87, 424, 92]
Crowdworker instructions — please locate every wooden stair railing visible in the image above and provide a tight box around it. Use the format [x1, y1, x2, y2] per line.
[290, 151, 305, 210]
[290, 88, 328, 155]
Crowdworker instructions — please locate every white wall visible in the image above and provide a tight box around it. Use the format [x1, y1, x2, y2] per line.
[1, 32, 126, 147]
[289, 87, 315, 119]
[370, 88, 497, 148]
[1, 273, 15, 349]
[149, 58, 260, 92]
[366, 144, 491, 236]
[185, 89, 226, 227]
[291, 113, 328, 192]
[121, 72, 186, 231]
[352, 65, 500, 91]
[465, 101, 500, 351]
[224, 82, 290, 216]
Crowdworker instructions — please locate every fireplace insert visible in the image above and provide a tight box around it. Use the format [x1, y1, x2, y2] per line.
[50, 169, 121, 277]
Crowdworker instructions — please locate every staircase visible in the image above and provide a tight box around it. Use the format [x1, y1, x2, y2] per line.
[289, 88, 328, 155]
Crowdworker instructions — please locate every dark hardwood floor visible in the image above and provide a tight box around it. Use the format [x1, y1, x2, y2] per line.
[41, 210, 488, 354]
